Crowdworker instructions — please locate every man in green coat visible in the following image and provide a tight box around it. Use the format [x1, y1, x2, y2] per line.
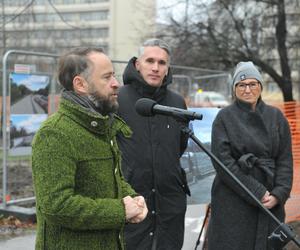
[32, 47, 148, 250]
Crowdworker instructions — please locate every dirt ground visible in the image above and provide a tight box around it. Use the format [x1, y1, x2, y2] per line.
[0, 215, 36, 240]
[0, 159, 34, 203]
[285, 221, 300, 250]
[0, 159, 36, 239]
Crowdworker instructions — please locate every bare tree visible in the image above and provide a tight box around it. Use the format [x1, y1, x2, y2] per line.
[158, 0, 300, 101]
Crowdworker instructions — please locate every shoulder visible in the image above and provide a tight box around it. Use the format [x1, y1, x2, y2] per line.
[212, 104, 238, 129]
[215, 103, 235, 118]
[119, 84, 136, 95]
[165, 89, 186, 108]
[37, 112, 62, 132]
[33, 111, 78, 146]
[33, 112, 65, 138]
[119, 84, 130, 93]
[262, 102, 286, 120]
[118, 85, 136, 102]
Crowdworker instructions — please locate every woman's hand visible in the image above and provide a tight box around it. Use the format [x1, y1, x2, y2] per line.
[261, 191, 279, 209]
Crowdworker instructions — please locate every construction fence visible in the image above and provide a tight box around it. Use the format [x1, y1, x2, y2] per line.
[0, 50, 299, 224]
[274, 102, 300, 223]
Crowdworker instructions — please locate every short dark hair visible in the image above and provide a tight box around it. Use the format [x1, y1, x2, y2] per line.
[58, 47, 104, 90]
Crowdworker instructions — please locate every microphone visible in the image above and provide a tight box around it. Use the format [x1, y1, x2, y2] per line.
[135, 98, 203, 121]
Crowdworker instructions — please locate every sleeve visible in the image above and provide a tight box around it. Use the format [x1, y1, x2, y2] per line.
[114, 125, 137, 197]
[180, 124, 189, 156]
[211, 113, 267, 206]
[179, 99, 189, 155]
[271, 111, 293, 204]
[118, 160, 137, 198]
[32, 128, 126, 231]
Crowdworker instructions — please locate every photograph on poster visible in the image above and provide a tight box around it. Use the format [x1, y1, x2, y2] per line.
[10, 73, 50, 114]
[183, 107, 220, 205]
[9, 114, 47, 155]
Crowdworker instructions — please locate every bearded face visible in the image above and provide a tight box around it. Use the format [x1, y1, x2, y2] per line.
[81, 52, 120, 116]
[87, 81, 119, 115]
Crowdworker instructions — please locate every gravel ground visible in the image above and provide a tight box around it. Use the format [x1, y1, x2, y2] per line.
[0, 159, 36, 240]
[0, 159, 34, 204]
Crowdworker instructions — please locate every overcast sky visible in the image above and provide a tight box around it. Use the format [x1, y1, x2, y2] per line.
[156, 0, 205, 24]
[156, 0, 186, 23]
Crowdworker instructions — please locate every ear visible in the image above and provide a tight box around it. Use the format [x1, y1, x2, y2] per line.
[135, 59, 140, 71]
[73, 76, 88, 95]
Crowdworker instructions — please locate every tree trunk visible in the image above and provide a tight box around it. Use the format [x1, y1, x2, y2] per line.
[276, 0, 294, 101]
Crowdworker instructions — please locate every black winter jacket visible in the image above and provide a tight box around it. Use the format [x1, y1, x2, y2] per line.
[117, 57, 190, 250]
[207, 99, 293, 250]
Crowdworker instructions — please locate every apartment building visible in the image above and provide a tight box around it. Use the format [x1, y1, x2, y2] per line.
[1, 0, 156, 61]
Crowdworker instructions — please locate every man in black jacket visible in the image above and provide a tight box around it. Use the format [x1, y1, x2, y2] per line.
[117, 39, 190, 250]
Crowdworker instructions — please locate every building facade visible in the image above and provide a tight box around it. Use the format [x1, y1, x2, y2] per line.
[1, 0, 156, 61]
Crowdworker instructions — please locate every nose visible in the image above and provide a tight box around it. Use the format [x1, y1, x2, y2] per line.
[152, 62, 159, 71]
[111, 76, 120, 88]
[244, 84, 251, 92]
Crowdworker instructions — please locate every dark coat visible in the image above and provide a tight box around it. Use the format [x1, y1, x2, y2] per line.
[117, 57, 190, 250]
[207, 99, 293, 250]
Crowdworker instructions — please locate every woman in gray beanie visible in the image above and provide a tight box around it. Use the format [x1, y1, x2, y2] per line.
[207, 61, 293, 250]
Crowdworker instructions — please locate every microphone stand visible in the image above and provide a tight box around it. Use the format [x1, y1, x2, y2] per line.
[179, 125, 300, 250]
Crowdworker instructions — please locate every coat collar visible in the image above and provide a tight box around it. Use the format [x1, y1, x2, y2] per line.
[235, 97, 265, 113]
[58, 99, 132, 137]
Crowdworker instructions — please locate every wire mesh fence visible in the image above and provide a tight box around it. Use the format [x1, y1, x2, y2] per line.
[1, 51, 299, 224]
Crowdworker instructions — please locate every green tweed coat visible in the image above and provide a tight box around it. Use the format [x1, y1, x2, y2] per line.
[32, 98, 137, 250]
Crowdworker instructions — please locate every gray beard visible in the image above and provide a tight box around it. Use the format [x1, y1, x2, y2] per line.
[88, 93, 118, 116]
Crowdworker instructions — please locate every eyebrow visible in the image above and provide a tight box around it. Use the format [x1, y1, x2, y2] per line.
[158, 59, 167, 64]
[101, 71, 114, 77]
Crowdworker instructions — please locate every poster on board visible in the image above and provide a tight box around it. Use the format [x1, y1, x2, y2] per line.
[9, 114, 47, 155]
[10, 73, 50, 114]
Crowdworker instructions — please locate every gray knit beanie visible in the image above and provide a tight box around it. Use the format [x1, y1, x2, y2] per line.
[232, 61, 263, 89]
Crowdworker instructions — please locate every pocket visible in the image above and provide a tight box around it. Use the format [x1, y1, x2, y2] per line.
[42, 218, 62, 250]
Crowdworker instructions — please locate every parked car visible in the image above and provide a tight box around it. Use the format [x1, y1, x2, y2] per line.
[192, 91, 229, 108]
[180, 107, 220, 184]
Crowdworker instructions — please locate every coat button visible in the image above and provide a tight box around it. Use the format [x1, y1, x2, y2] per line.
[91, 121, 98, 127]
[152, 189, 155, 193]
[149, 232, 153, 236]
[151, 210, 155, 214]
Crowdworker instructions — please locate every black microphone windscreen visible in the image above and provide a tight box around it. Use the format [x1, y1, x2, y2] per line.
[135, 98, 157, 117]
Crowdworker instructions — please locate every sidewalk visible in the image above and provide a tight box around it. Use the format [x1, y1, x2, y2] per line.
[0, 204, 206, 250]
[183, 204, 206, 249]
[0, 233, 35, 250]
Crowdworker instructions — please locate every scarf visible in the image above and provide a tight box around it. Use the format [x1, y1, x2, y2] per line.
[61, 89, 105, 115]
